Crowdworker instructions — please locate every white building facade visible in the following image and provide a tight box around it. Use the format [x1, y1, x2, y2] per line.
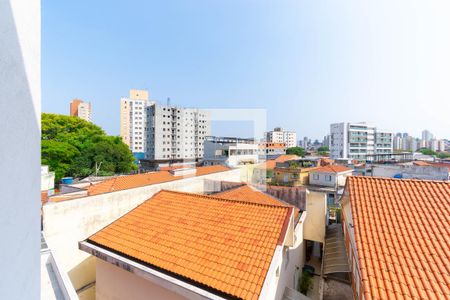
[330, 122, 393, 161]
[120, 90, 210, 161]
[146, 105, 210, 160]
[203, 136, 259, 167]
[265, 127, 297, 148]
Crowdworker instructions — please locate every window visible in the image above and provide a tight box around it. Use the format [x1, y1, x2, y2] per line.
[326, 175, 332, 181]
[313, 174, 319, 180]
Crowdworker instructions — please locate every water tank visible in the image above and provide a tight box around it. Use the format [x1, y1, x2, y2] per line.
[61, 177, 73, 184]
[393, 174, 403, 179]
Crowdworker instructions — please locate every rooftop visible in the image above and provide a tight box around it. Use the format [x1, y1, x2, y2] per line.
[214, 184, 287, 206]
[84, 190, 292, 300]
[346, 176, 450, 299]
[310, 165, 353, 173]
[87, 165, 230, 196]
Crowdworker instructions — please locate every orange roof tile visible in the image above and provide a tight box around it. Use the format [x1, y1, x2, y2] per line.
[86, 190, 292, 300]
[214, 185, 286, 206]
[413, 160, 431, 166]
[87, 165, 230, 196]
[311, 165, 353, 173]
[275, 155, 300, 162]
[256, 155, 300, 171]
[346, 177, 450, 300]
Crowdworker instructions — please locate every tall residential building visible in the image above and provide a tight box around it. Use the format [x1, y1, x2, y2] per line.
[330, 122, 393, 160]
[70, 99, 92, 122]
[120, 89, 210, 161]
[120, 90, 153, 155]
[422, 129, 434, 142]
[146, 105, 210, 161]
[265, 127, 296, 148]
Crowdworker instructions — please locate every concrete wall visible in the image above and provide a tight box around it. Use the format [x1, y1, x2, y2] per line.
[303, 191, 327, 243]
[273, 214, 307, 300]
[96, 259, 188, 300]
[0, 0, 40, 298]
[372, 165, 449, 180]
[43, 169, 240, 298]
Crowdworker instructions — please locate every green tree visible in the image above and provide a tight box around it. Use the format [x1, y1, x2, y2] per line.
[317, 146, 329, 152]
[437, 152, 450, 159]
[286, 146, 306, 157]
[418, 148, 437, 156]
[41, 113, 135, 182]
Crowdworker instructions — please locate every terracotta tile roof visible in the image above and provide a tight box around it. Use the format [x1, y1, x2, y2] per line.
[346, 177, 450, 300]
[257, 155, 300, 170]
[413, 160, 431, 166]
[275, 155, 300, 162]
[86, 190, 292, 300]
[214, 185, 286, 206]
[311, 165, 353, 173]
[87, 165, 231, 196]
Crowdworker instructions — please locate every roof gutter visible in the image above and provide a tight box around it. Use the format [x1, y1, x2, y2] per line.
[79, 241, 227, 300]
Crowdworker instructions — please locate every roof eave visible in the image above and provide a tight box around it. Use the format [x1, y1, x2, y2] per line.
[79, 240, 228, 300]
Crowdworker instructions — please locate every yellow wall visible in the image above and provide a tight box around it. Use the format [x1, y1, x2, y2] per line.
[273, 169, 310, 186]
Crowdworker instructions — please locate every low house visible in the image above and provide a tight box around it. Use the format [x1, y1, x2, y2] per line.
[308, 165, 353, 188]
[203, 136, 259, 167]
[273, 159, 317, 186]
[42, 166, 241, 298]
[253, 155, 300, 184]
[341, 177, 450, 299]
[79, 189, 307, 300]
[257, 142, 287, 157]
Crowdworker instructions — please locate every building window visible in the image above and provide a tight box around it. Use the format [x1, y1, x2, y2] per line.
[325, 175, 332, 181]
[313, 174, 319, 180]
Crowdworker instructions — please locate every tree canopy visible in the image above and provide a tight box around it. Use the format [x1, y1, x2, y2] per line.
[286, 146, 306, 157]
[41, 113, 135, 182]
[317, 146, 329, 152]
[418, 148, 437, 156]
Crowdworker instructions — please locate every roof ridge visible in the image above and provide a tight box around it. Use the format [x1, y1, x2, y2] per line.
[159, 189, 292, 209]
[348, 175, 450, 184]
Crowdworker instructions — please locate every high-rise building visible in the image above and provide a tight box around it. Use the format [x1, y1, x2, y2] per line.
[146, 104, 210, 161]
[330, 122, 393, 160]
[422, 130, 434, 142]
[70, 99, 91, 122]
[120, 89, 210, 162]
[438, 140, 446, 152]
[120, 90, 153, 155]
[265, 127, 296, 148]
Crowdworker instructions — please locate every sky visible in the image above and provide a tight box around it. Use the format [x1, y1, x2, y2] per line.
[43, 1, 450, 140]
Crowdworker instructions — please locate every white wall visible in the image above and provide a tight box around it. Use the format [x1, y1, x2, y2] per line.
[43, 169, 240, 296]
[273, 214, 307, 300]
[372, 165, 449, 180]
[303, 191, 327, 243]
[0, 0, 40, 298]
[309, 171, 353, 187]
[96, 259, 188, 300]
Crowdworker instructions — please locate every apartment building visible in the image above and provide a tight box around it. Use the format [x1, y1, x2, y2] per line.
[120, 89, 210, 161]
[374, 130, 393, 154]
[330, 122, 392, 161]
[70, 99, 91, 122]
[146, 105, 210, 161]
[120, 89, 153, 155]
[265, 127, 297, 148]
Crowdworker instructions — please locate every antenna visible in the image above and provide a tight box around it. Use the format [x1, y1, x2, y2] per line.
[167, 97, 171, 106]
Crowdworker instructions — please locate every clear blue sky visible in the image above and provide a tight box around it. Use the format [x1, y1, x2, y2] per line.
[43, 1, 450, 140]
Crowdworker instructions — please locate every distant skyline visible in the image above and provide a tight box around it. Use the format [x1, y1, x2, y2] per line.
[43, 1, 450, 140]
